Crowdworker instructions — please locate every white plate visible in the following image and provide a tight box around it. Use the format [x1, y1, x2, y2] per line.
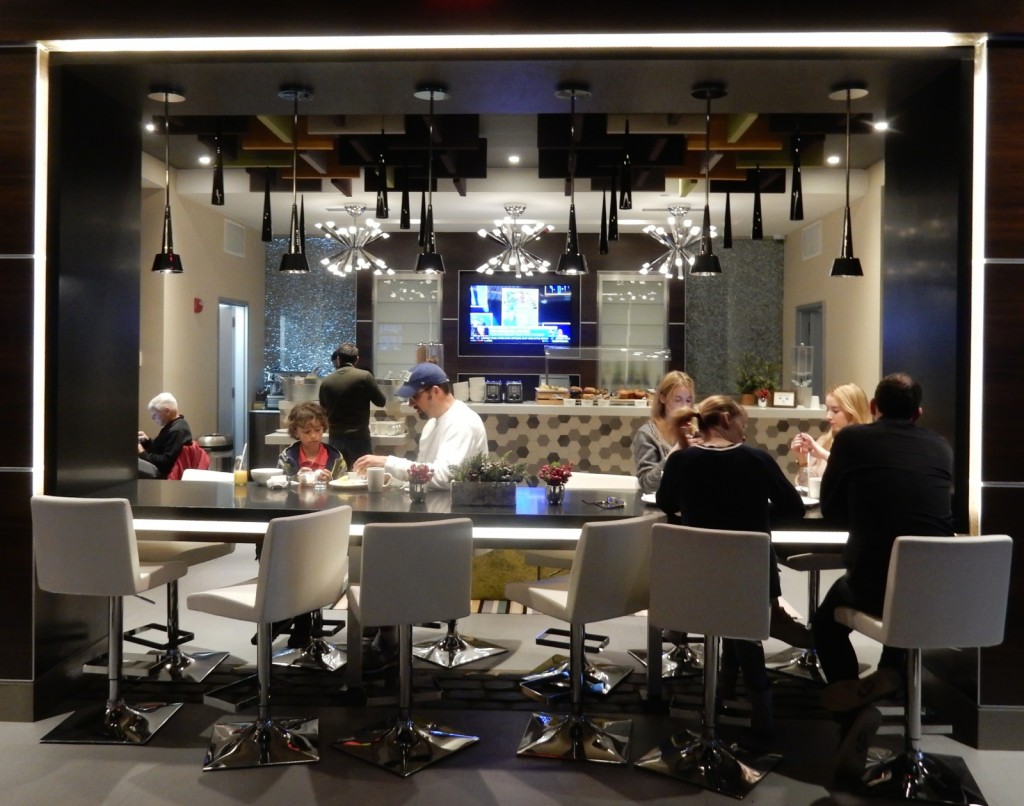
[641, 493, 657, 505]
[329, 477, 368, 490]
[801, 496, 820, 507]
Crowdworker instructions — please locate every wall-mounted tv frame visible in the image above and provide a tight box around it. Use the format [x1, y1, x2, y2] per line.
[458, 271, 581, 358]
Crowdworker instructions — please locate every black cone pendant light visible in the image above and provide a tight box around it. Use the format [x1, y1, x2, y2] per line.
[278, 85, 313, 273]
[414, 85, 448, 274]
[261, 166, 272, 242]
[724, 191, 733, 249]
[751, 164, 763, 240]
[690, 82, 726, 276]
[609, 174, 619, 240]
[210, 131, 224, 205]
[599, 189, 609, 255]
[619, 118, 632, 210]
[399, 164, 411, 230]
[790, 131, 804, 221]
[829, 83, 867, 278]
[149, 88, 186, 274]
[555, 84, 590, 276]
[375, 129, 389, 219]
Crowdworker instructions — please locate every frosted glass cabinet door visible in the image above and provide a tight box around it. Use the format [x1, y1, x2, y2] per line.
[373, 276, 441, 378]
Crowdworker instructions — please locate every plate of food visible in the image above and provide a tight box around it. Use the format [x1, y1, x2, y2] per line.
[329, 476, 368, 490]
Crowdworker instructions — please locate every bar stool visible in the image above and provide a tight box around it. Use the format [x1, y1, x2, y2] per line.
[30, 495, 187, 745]
[767, 551, 845, 683]
[336, 518, 479, 777]
[187, 505, 352, 770]
[635, 524, 782, 797]
[129, 540, 235, 682]
[833, 535, 1011, 803]
[504, 512, 662, 763]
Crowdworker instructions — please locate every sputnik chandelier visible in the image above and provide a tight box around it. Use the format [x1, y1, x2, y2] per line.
[476, 204, 554, 278]
[639, 206, 716, 280]
[315, 204, 392, 275]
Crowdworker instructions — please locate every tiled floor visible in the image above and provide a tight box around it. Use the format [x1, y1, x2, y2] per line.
[2, 549, 1021, 805]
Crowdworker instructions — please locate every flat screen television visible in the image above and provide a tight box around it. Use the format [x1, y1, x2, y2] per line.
[458, 272, 581, 357]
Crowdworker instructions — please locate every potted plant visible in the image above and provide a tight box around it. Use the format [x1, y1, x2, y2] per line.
[449, 451, 527, 506]
[736, 353, 781, 405]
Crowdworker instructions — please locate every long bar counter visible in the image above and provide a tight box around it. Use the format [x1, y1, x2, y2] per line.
[93, 480, 846, 554]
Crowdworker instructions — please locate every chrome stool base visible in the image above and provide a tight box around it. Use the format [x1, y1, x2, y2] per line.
[520, 654, 633, 701]
[629, 642, 704, 678]
[635, 728, 782, 798]
[146, 648, 229, 683]
[766, 646, 827, 684]
[412, 622, 507, 669]
[41, 699, 182, 745]
[855, 750, 988, 805]
[272, 638, 346, 672]
[203, 716, 319, 770]
[516, 711, 632, 764]
[334, 716, 479, 777]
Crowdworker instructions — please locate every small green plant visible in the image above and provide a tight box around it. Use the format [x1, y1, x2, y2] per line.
[449, 451, 527, 483]
[736, 353, 781, 395]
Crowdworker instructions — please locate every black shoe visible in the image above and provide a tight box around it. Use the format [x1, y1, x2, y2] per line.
[822, 667, 902, 713]
[362, 642, 399, 674]
[834, 705, 882, 787]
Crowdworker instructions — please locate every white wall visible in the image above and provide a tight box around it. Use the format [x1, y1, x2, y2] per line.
[139, 154, 266, 438]
[782, 161, 883, 398]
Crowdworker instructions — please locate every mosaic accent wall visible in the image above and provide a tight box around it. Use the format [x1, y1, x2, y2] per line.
[374, 408, 829, 477]
[686, 239, 785, 396]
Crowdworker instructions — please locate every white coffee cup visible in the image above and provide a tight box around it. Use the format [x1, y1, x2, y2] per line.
[367, 466, 386, 493]
[807, 475, 822, 499]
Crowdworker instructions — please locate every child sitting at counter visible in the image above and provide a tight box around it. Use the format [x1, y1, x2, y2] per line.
[277, 401, 347, 483]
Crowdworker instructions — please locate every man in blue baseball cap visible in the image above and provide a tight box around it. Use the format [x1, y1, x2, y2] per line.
[353, 362, 487, 489]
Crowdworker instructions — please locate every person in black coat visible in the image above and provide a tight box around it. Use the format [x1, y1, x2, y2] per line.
[137, 392, 192, 478]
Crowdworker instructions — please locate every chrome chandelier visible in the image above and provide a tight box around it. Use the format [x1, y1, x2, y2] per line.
[476, 204, 554, 277]
[639, 206, 716, 279]
[315, 204, 392, 275]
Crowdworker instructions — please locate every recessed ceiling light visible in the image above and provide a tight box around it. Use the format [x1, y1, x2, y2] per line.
[144, 121, 156, 132]
[827, 154, 841, 166]
[508, 154, 520, 165]
[198, 155, 211, 166]
[873, 120, 890, 132]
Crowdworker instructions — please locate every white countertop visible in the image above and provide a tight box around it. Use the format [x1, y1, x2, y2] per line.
[265, 431, 407, 446]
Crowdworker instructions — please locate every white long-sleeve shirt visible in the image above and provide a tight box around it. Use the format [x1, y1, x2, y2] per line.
[384, 399, 488, 489]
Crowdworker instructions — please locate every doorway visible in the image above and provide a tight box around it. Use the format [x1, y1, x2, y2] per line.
[218, 301, 248, 458]
[795, 303, 824, 397]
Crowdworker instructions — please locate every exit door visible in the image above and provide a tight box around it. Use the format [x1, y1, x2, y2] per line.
[218, 301, 248, 455]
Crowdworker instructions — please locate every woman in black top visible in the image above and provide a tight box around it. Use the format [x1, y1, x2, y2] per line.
[657, 395, 806, 735]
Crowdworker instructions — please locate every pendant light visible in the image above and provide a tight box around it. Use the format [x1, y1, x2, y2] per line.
[399, 163, 411, 230]
[619, 118, 633, 210]
[829, 83, 867, 277]
[414, 84, 448, 274]
[210, 130, 224, 205]
[278, 85, 313, 273]
[789, 130, 804, 221]
[555, 84, 590, 276]
[751, 163, 763, 239]
[690, 83, 726, 276]
[261, 166, 272, 242]
[599, 189, 609, 254]
[375, 128, 389, 219]
[724, 191, 733, 249]
[149, 88, 186, 274]
[609, 174, 619, 240]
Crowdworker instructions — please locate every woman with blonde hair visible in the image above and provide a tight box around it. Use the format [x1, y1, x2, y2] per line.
[790, 383, 871, 477]
[632, 370, 697, 494]
[657, 395, 807, 736]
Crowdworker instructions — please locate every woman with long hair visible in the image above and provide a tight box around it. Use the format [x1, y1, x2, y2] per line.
[632, 370, 697, 494]
[790, 383, 871, 477]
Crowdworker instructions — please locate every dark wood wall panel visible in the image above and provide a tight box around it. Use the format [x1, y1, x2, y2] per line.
[985, 46, 1024, 258]
[0, 48, 35, 256]
[0, 258, 34, 468]
[0, 473, 33, 680]
[978, 487, 1024, 706]
[981, 263, 1024, 481]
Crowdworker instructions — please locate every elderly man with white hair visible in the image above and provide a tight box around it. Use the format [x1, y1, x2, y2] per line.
[138, 392, 193, 478]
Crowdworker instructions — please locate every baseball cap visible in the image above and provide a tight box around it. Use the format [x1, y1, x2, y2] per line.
[395, 362, 450, 399]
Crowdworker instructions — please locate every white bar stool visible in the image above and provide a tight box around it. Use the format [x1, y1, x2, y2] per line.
[505, 512, 663, 764]
[31, 495, 187, 745]
[335, 518, 479, 777]
[833, 535, 1012, 804]
[187, 505, 352, 770]
[635, 524, 783, 797]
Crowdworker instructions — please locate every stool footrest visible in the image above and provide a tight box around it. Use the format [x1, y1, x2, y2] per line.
[535, 627, 608, 654]
[202, 673, 260, 713]
[124, 622, 195, 651]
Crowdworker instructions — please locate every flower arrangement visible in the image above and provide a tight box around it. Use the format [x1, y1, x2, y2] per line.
[407, 463, 434, 485]
[538, 460, 574, 486]
[449, 451, 527, 483]
[756, 388, 771, 403]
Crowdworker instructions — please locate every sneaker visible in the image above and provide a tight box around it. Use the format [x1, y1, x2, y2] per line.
[834, 705, 882, 787]
[769, 602, 814, 649]
[822, 667, 902, 713]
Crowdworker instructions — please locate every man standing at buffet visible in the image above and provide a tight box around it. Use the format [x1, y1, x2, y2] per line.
[137, 392, 193, 479]
[813, 372, 954, 782]
[318, 342, 387, 469]
[353, 362, 488, 488]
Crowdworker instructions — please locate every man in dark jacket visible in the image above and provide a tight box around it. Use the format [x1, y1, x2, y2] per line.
[318, 343, 387, 469]
[137, 392, 192, 478]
